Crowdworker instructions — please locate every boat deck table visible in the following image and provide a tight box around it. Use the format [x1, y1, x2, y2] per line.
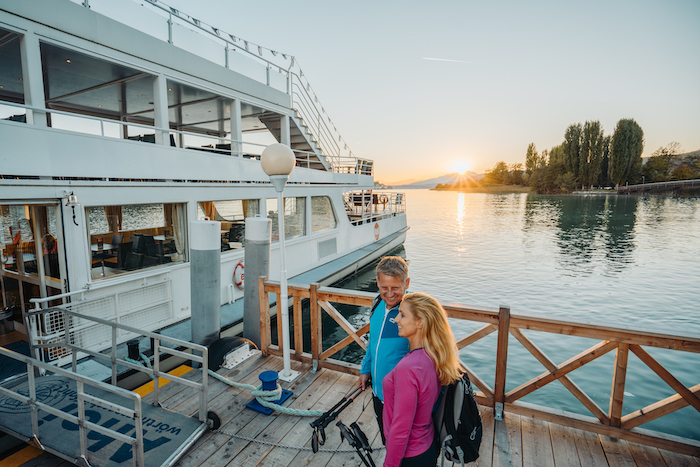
[91, 244, 116, 252]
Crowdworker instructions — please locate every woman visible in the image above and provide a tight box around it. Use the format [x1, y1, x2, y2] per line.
[382, 292, 463, 467]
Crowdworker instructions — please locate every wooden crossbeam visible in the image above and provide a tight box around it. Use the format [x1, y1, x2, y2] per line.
[456, 323, 497, 350]
[505, 340, 617, 403]
[463, 361, 494, 399]
[629, 344, 700, 414]
[318, 300, 367, 350]
[510, 327, 609, 424]
[320, 323, 369, 361]
[621, 383, 700, 430]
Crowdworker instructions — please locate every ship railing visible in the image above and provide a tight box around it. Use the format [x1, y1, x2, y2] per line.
[0, 344, 149, 467]
[22, 305, 210, 424]
[343, 191, 406, 225]
[289, 72, 349, 159]
[0, 101, 358, 172]
[70, 0, 289, 93]
[257, 281, 700, 457]
[66, 0, 355, 163]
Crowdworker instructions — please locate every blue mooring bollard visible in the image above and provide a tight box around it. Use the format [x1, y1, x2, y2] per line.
[246, 370, 294, 415]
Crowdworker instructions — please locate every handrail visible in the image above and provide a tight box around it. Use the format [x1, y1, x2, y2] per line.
[29, 287, 90, 310]
[0, 346, 146, 466]
[343, 191, 406, 225]
[258, 280, 700, 456]
[24, 306, 209, 425]
[1, 101, 361, 172]
[617, 178, 700, 193]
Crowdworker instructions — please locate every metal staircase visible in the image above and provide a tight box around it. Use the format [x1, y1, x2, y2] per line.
[259, 114, 330, 171]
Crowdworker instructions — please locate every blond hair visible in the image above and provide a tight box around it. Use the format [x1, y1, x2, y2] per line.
[402, 293, 463, 386]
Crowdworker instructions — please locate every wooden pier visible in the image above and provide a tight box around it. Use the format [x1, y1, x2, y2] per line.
[5, 353, 699, 466]
[2, 280, 700, 466]
[617, 178, 700, 194]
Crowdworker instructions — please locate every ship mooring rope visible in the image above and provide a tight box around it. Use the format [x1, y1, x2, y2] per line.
[207, 369, 326, 417]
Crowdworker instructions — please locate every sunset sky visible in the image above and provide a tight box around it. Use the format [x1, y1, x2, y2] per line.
[156, 0, 699, 184]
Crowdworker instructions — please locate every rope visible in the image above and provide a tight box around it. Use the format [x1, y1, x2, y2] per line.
[208, 369, 326, 417]
[213, 429, 384, 453]
[126, 353, 154, 380]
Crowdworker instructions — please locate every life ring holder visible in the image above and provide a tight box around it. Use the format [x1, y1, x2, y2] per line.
[233, 261, 244, 289]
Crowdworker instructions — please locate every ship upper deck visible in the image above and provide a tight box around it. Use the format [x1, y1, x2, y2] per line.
[0, 0, 371, 182]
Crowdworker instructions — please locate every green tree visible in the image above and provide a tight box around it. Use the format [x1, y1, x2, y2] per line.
[641, 156, 671, 182]
[484, 161, 509, 184]
[580, 120, 605, 187]
[597, 135, 612, 187]
[609, 118, 644, 185]
[549, 144, 565, 165]
[563, 123, 583, 184]
[529, 161, 575, 194]
[525, 143, 539, 175]
[508, 163, 524, 185]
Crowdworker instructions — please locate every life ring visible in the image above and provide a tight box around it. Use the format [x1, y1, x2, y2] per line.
[233, 261, 244, 289]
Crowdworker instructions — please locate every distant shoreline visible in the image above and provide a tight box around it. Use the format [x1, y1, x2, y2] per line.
[431, 184, 531, 194]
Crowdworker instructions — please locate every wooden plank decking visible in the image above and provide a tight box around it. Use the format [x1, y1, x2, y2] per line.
[2, 354, 699, 467]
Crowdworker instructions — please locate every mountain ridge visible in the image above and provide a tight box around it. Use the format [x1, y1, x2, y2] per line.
[389, 172, 484, 189]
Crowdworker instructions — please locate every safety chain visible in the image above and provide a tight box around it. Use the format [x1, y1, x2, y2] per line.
[212, 429, 384, 453]
[208, 370, 326, 417]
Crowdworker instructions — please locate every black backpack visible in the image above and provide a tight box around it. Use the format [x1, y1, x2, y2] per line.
[433, 372, 483, 466]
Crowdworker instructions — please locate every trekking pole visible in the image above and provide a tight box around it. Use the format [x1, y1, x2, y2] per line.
[337, 421, 376, 467]
[310, 385, 363, 452]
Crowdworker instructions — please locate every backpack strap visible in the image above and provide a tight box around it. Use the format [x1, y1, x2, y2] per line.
[369, 294, 382, 315]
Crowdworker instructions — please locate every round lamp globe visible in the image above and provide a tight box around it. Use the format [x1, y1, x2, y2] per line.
[261, 143, 296, 176]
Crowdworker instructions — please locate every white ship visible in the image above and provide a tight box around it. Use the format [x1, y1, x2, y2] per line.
[0, 0, 407, 362]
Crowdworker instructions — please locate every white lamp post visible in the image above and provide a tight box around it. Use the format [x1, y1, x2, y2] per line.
[261, 143, 300, 382]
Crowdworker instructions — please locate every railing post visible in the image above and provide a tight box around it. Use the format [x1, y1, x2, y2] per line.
[609, 343, 629, 427]
[258, 276, 270, 356]
[494, 305, 510, 421]
[309, 283, 321, 372]
[293, 294, 303, 358]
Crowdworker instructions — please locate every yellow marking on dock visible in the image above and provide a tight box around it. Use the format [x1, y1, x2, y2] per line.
[132, 365, 192, 397]
[1, 446, 43, 467]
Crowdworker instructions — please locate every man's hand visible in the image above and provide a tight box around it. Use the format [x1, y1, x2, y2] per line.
[358, 373, 370, 390]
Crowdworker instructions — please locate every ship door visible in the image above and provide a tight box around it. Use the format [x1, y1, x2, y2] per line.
[1, 202, 68, 337]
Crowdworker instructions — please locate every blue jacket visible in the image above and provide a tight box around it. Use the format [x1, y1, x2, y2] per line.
[360, 296, 410, 402]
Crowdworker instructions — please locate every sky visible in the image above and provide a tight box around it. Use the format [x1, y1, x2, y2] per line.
[158, 0, 699, 185]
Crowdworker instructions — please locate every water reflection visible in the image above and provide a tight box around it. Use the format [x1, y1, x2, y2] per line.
[524, 195, 638, 276]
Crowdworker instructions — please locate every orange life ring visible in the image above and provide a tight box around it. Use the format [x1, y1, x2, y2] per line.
[233, 261, 244, 289]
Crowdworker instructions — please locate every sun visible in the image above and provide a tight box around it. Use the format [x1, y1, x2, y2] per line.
[450, 160, 472, 174]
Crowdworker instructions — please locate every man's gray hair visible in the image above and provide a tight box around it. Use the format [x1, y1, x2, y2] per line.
[375, 256, 408, 282]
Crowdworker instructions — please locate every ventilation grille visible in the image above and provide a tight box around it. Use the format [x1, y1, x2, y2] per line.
[35, 281, 173, 365]
[318, 238, 337, 259]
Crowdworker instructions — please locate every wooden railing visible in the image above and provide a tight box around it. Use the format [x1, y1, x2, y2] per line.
[258, 279, 700, 456]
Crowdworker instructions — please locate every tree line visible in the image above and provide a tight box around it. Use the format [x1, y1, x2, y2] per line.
[483, 118, 699, 194]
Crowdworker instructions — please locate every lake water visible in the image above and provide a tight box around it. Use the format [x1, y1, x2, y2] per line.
[331, 189, 700, 440]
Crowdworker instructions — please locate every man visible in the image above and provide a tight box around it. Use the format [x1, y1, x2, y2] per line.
[358, 256, 410, 444]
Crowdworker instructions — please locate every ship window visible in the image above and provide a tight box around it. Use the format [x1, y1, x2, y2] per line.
[196, 199, 260, 252]
[312, 196, 337, 233]
[87, 203, 187, 280]
[266, 197, 306, 241]
[0, 27, 26, 122]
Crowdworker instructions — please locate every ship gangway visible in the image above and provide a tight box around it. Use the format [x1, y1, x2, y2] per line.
[2, 281, 700, 466]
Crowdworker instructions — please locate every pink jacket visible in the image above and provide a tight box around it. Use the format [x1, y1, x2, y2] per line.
[382, 348, 440, 467]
